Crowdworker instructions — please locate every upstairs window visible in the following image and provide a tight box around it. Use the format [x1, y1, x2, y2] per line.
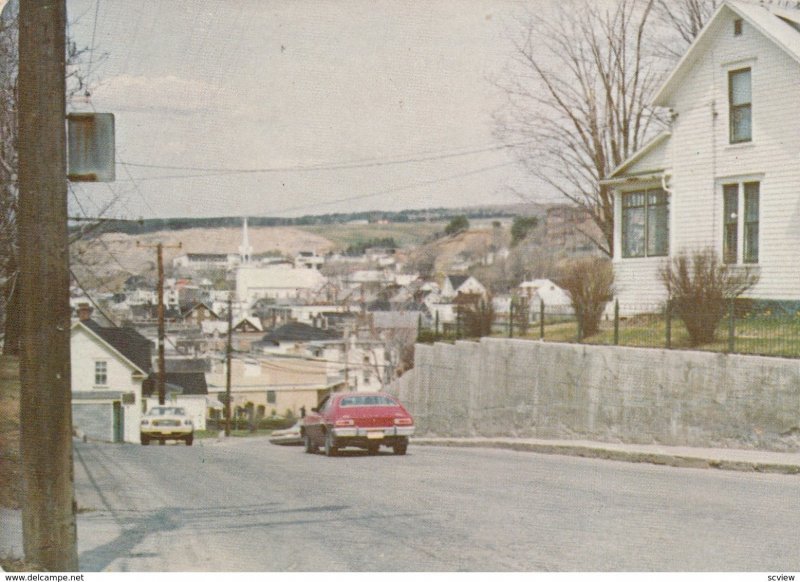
[621, 189, 669, 258]
[734, 19, 743, 36]
[729, 68, 752, 143]
[94, 361, 108, 386]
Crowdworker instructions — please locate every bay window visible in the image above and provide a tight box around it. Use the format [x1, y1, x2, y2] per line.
[621, 189, 669, 258]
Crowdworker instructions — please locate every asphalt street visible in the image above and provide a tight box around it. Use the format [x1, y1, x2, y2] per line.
[69, 437, 800, 572]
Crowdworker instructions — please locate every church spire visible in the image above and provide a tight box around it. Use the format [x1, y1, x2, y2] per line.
[239, 217, 252, 264]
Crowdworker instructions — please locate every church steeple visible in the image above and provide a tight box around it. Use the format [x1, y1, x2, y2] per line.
[239, 217, 252, 264]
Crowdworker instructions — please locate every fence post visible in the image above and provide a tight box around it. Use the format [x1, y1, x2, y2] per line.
[727, 298, 735, 353]
[435, 310, 439, 340]
[613, 299, 619, 346]
[509, 302, 514, 338]
[417, 313, 422, 342]
[577, 310, 583, 342]
[665, 299, 672, 349]
[539, 300, 545, 340]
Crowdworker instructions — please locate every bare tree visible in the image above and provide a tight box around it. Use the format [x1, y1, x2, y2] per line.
[0, 0, 102, 353]
[495, 0, 664, 257]
[654, 0, 718, 58]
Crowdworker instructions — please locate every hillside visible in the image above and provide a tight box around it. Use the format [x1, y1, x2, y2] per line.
[70, 222, 449, 290]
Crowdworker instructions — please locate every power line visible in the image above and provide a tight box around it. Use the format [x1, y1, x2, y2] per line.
[118, 140, 532, 176]
[270, 160, 516, 215]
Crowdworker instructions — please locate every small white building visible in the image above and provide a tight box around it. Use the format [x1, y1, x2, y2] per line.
[441, 275, 488, 300]
[70, 318, 152, 444]
[236, 264, 327, 304]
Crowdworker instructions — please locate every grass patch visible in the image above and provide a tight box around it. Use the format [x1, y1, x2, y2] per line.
[0, 355, 21, 510]
[297, 222, 444, 251]
[493, 313, 800, 358]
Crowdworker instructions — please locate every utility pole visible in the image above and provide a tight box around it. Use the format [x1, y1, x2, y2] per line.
[137, 241, 181, 405]
[225, 294, 233, 437]
[17, 0, 78, 570]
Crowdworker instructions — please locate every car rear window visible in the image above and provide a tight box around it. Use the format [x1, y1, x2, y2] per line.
[339, 395, 398, 407]
[147, 407, 185, 416]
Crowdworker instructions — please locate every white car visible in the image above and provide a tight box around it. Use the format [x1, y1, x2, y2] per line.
[268, 421, 303, 446]
[141, 406, 194, 446]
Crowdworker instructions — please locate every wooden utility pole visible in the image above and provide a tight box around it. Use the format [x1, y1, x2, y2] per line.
[225, 294, 233, 437]
[17, 0, 78, 570]
[138, 242, 180, 405]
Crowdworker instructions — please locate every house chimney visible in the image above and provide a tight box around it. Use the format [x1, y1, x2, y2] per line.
[77, 302, 93, 322]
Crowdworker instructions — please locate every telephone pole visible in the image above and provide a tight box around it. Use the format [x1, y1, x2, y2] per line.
[17, 0, 78, 570]
[138, 242, 181, 405]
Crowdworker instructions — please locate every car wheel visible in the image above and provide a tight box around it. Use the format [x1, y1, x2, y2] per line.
[304, 434, 318, 454]
[186, 435, 193, 446]
[367, 443, 380, 456]
[140, 435, 149, 446]
[393, 439, 408, 455]
[324, 432, 338, 457]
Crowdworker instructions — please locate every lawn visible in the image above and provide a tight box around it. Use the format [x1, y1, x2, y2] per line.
[493, 312, 800, 359]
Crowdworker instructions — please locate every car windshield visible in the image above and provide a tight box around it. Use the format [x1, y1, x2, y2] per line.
[147, 407, 185, 416]
[339, 395, 398, 407]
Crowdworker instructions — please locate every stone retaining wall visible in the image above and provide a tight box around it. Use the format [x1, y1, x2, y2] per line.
[387, 338, 800, 451]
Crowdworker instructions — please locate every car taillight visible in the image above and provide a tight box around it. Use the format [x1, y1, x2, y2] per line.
[394, 418, 413, 426]
[335, 419, 354, 427]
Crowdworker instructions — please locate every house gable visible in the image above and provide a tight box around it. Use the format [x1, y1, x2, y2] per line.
[71, 322, 149, 377]
[655, 1, 800, 107]
[606, 131, 671, 181]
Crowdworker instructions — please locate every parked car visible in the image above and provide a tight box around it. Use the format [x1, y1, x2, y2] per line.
[268, 421, 303, 446]
[140, 406, 194, 446]
[301, 392, 414, 456]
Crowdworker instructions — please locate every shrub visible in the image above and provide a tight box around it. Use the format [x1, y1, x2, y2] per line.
[558, 258, 614, 338]
[660, 248, 758, 346]
[444, 215, 469, 236]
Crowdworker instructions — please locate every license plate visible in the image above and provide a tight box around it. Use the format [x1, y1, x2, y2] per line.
[367, 431, 384, 440]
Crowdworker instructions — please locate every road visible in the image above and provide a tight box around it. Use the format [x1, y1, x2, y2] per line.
[72, 437, 800, 572]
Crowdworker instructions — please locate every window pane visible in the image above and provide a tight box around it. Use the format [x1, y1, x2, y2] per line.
[723, 185, 739, 263]
[622, 206, 645, 258]
[647, 202, 669, 256]
[95, 361, 107, 385]
[730, 69, 751, 105]
[744, 182, 759, 263]
[731, 105, 752, 142]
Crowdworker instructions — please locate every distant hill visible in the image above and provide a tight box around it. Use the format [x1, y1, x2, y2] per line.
[72, 203, 548, 237]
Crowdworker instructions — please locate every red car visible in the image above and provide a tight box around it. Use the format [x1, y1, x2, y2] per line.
[301, 392, 414, 456]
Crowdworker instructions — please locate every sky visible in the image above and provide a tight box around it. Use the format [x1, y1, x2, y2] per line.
[56, 0, 554, 220]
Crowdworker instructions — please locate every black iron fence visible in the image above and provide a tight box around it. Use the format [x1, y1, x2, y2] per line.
[419, 299, 800, 359]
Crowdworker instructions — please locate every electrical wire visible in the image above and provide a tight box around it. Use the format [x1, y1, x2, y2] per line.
[119, 140, 532, 176]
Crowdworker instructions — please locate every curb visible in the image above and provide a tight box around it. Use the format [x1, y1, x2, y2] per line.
[411, 438, 800, 475]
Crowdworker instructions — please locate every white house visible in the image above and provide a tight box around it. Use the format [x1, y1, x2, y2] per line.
[518, 279, 573, 315]
[605, 1, 800, 311]
[440, 275, 488, 299]
[70, 318, 152, 444]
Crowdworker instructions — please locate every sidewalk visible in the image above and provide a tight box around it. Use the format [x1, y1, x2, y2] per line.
[412, 437, 800, 475]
